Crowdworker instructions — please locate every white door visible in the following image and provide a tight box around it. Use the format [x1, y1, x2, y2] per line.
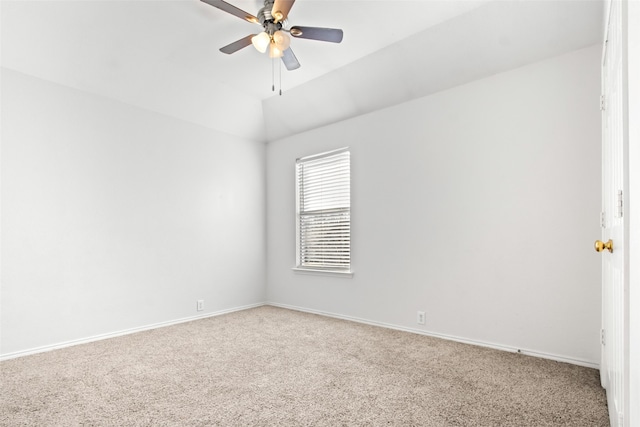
[600, 1, 627, 426]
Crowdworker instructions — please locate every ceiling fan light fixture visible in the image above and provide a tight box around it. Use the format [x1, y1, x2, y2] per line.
[272, 30, 291, 51]
[201, 0, 343, 72]
[251, 31, 271, 53]
[269, 43, 284, 58]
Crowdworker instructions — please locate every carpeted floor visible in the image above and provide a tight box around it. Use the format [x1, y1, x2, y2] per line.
[1, 306, 609, 426]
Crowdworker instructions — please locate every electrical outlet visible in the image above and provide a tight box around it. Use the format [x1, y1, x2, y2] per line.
[417, 311, 425, 325]
[197, 300, 204, 311]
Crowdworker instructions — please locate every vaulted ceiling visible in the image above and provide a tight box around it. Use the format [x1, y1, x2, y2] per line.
[1, 1, 603, 142]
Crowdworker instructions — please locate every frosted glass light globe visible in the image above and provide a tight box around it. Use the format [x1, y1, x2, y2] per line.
[269, 43, 284, 58]
[251, 32, 270, 53]
[272, 30, 291, 51]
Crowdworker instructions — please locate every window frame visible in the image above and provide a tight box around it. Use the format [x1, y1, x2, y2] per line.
[294, 147, 352, 276]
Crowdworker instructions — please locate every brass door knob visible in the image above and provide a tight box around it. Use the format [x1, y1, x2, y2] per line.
[595, 239, 614, 253]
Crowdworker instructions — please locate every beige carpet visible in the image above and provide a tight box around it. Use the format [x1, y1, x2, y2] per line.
[1, 306, 608, 426]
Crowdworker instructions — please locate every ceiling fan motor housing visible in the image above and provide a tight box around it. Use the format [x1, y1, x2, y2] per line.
[257, 0, 286, 35]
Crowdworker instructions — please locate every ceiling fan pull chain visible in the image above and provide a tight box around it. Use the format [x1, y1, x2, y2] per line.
[272, 57, 275, 92]
[279, 59, 283, 96]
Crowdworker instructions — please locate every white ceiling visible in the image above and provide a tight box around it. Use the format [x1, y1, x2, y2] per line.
[263, 0, 604, 140]
[1, 0, 603, 142]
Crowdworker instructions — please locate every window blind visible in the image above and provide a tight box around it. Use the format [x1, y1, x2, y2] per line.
[296, 148, 350, 271]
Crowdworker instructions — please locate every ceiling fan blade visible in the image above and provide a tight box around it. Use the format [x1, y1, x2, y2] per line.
[289, 26, 343, 43]
[271, 0, 296, 22]
[282, 48, 301, 71]
[220, 35, 256, 54]
[200, 0, 258, 24]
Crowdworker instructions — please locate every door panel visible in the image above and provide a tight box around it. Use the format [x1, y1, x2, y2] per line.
[601, 1, 626, 426]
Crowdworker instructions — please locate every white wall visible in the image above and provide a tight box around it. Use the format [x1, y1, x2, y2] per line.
[1, 69, 266, 357]
[266, 45, 602, 366]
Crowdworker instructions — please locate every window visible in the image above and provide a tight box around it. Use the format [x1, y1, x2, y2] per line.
[295, 148, 351, 273]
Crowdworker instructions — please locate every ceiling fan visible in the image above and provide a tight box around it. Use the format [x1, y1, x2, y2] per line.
[200, 0, 344, 71]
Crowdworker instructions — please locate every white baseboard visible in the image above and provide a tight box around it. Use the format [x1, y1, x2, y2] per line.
[267, 302, 600, 370]
[0, 302, 267, 361]
[1, 301, 600, 370]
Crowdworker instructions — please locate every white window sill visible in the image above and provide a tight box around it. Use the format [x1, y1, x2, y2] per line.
[292, 268, 354, 278]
